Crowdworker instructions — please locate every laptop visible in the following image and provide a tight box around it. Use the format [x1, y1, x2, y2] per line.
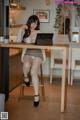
[35, 33, 53, 45]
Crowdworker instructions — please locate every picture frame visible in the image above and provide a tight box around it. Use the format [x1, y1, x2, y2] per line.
[33, 9, 50, 23]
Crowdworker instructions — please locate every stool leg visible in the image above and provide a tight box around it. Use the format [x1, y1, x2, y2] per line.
[21, 84, 24, 97]
[50, 68, 53, 84]
[40, 65, 46, 101]
[68, 69, 71, 85]
[71, 70, 74, 86]
[19, 76, 25, 100]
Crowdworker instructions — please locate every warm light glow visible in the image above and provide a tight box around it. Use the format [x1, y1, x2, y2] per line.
[10, 0, 18, 6]
[10, 0, 26, 10]
[10, 3, 17, 7]
[44, 0, 51, 5]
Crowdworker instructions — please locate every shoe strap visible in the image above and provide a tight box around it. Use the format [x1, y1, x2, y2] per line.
[24, 76, 28, 78]
[34, 95, 39, 97]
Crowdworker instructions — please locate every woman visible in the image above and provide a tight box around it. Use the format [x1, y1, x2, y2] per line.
[17, 15, 46, 107]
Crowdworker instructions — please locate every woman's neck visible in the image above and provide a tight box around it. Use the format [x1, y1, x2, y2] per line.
[31, 29, 36, 33]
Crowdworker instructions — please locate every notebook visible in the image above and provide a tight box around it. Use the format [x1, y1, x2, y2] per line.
[35, 33, 53, 46]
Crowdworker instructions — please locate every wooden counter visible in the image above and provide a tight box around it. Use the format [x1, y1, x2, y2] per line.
[0, 42, 69, 112]
[9, 52, 22, 91]
[8, 48, 22, 91]
[0, 42, 69, 49]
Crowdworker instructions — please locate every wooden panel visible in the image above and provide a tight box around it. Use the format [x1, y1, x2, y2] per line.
[9, 53, 22, 91]
[75, 60, 80, 66]
[54, 58, 68, 64]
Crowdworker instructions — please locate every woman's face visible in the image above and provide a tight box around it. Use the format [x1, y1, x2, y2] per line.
[30, 21, 37, 30]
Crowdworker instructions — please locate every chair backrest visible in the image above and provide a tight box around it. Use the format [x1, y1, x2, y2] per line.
[50, 48, 69, 69]
[50, 34, 69, 69]
[54, 34, 69, 44]
[71, 48, 80, 70]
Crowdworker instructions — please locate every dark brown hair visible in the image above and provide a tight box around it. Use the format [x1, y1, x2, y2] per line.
[23, 15, 40, 41]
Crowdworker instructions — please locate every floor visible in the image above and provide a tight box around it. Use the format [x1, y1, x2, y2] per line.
[6, 79, 80, 120]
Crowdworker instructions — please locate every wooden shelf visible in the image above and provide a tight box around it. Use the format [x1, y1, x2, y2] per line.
[10, 24, 23, 28]
[10, 5, 26, 10]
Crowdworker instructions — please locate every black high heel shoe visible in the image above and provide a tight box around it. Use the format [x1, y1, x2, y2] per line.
[24, 73, 31, 87]
[33, 95, 40, 107]
[24, 76, 30, 87]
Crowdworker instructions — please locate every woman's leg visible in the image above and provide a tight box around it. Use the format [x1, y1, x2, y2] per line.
[31, 57, 42, 102]
[23, 55, 32, 82]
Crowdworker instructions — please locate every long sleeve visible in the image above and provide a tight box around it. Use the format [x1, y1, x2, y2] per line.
[16, 28, 27, 62]
[16, 28, 24, 43]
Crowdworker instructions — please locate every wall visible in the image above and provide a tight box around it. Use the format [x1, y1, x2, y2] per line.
[71, 6, 79, 30]
[11, 0, 57, 35]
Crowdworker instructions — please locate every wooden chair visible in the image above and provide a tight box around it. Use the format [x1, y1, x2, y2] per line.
[50, 34, 69, 84]
[50, 49, 63, 83]
[71, 47, 80, 85]
[19, 64, 45, 101]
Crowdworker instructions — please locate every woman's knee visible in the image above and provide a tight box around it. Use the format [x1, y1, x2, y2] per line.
[30, 69, 38, 77]
[23, 62, 30, 69]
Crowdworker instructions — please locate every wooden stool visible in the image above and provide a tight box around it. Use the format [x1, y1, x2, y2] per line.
[19, 65, 45, 101]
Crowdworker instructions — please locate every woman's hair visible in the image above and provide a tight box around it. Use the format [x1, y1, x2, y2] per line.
[23, 15, 40, 40]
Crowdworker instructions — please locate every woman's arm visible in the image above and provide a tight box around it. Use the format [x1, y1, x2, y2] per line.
[16, 25, 28, 43]
[21, 48, 26, 63]
[16, 28, 24, 43]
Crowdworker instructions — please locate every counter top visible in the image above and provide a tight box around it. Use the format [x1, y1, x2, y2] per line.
[0, 42, 69, 49]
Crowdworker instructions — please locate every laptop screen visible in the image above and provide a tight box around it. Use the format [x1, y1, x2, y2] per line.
[35, 33, 53, 46]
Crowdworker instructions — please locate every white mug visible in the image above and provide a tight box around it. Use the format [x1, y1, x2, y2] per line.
[4, 39, 9, 43]
[0, 36, 4, 42]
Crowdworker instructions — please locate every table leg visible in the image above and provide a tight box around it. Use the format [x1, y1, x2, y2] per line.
[61, 48, 67, 112]
[68, 46, 72, 85]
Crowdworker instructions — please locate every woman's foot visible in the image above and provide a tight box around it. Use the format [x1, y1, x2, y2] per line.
[33, 95, 40, 107]
[24, 76, 30, 87]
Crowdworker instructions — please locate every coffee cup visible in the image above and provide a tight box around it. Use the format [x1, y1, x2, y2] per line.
[0, 36, 4, 42]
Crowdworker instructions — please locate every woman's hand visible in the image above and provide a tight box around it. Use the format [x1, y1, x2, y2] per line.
[22, 25, 28, 30]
